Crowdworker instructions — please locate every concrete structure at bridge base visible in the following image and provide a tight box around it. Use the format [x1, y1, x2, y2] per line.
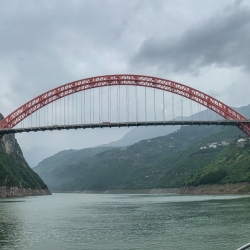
[0, 186, 52, 198]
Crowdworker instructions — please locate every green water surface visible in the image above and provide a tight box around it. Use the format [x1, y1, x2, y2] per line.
[0, 193, 249, 250]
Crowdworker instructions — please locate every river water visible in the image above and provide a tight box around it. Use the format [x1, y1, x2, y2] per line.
[0, 193, 249, 250]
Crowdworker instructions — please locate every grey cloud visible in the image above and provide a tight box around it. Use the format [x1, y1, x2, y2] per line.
[0, 0, 140, 114]
[130, 3, 250, 73]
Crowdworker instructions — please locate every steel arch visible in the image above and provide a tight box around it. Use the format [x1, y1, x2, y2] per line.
[0, 74, 249, 136]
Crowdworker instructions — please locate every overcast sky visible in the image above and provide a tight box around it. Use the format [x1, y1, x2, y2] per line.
[1, 0, 250, 166]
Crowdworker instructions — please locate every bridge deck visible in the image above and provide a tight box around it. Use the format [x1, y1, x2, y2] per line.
[0, 120, 250, 135]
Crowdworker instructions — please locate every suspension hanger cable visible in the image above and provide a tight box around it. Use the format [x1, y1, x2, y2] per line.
[60, 96, 61, 125]
[119, 84, 121, 122]
[172, 91, 174, 121]
[107, 86, 109, 122]
[135, 85, 138, 122]
[51, 98, 53, 126]
[64, 94, 65, 125]
[81, 89, 83, 124]
[99, 87, 101, 124]
[72, 92, 74, 124]
[190, 99, 193, 121]
[90, 89, 92, 124]
[163, 89, 165, 121]
[117, 85, 119, 123]
[93, 88, 95, 124]
[181, 96, 183, 121]
[31, 110, 32, 127]
[126, 85, 129, 122]
[55, 96, 57, 125]
[39, 107, 41, 127]
[44, 102, 45, 126]
[100, 87, 102, 123]
[68, 94, 69, 125]
[198, 102, 200, 121]
[145, 86, 147, 122]
[36, 104, 37, 126]
[45, 101, 49, 126]
[84, 88, 86, 124]
[76, 91, 78, 124]
[119, 84, 120, 123]
[154, 87, 156, 122]
[109, 85, 111, 122]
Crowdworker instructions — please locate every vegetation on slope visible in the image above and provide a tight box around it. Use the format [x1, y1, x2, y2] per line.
[34, 147, 111, 175]
[0, 139, 48, 189]
[159, 126, 246, 187]
[35, 125, 226, 191]
[187, 143, 250, 186]
[34, 123, 250, 192]
[0, 113, 48, 190]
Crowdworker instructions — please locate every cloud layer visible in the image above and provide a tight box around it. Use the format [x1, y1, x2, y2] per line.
[131, 2, 250, 73]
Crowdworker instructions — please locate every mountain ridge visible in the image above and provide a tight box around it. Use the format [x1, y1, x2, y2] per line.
[33, 104, 250, 192]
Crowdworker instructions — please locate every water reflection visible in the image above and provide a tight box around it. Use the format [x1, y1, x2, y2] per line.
[0, 199, 24, 248]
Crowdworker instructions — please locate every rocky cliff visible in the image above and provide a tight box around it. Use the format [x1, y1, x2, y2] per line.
[0, 113, 51, 198]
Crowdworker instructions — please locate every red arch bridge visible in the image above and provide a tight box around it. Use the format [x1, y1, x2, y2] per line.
[0, 74, 250, 137]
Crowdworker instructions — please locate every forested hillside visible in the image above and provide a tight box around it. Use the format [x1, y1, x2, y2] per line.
[0, 113, 50, 197]
[187, 143, 250, 186]
[34, 123, 250, 192]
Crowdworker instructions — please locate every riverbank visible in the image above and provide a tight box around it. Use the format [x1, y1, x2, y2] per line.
[0, 186, 52, 198]
[149, 183, 250, 195]
[53, 182, 250, 195]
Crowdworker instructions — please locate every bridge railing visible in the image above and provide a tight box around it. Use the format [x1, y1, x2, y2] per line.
[1, 120, 250, 136]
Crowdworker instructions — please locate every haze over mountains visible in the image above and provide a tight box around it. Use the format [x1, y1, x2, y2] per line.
[104, 104, 250, 147]
[25, 104, 250, 167]
[33, 104, 250, 192]
[34, 124, 250, 192]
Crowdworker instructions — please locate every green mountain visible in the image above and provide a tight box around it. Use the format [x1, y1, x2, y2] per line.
[104, 126, 180, 147]
[0, 113, 50, 197]
[25, 104, 250, 168]
[187, 143, 250, 186]
[160, 126, 248, 188]
[34, 147, 112, 188]
[33, 104, 250, 192]
[34, 125, 246, 191]
[103, 104, 250, 147]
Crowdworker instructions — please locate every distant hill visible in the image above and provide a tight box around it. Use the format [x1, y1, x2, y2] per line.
[102, 104, 250, 147]
[105, 126, 180, 147]
[160, 126, 248, 188]
[33, 104, 250, 192]
[27, 104, 250, 168]
[187, 143, 250, 186]
[35, 125, 249, 192]
[33, 147, 111, 188]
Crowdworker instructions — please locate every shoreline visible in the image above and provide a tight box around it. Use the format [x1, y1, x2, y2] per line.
[0, 186, 52, 198]
[52, 182, 250, 195]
